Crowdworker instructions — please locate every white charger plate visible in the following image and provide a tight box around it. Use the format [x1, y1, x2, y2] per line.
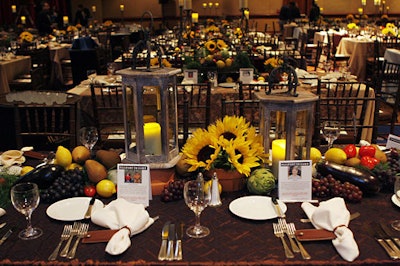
[218, 82, 237, 88]
[229, 196, 287, 220]
[46, 197, 104, 221]
[392, 194, 400, 208]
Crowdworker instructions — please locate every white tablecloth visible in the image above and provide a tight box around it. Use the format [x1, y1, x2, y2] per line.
[0, 56, 31, 96]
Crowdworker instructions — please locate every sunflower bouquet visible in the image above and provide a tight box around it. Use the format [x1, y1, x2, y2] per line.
[181, 116, 267, 177]
[382, 23, 398, 37]
[19, 31, 34, 43]
[264, 57, 283, 74]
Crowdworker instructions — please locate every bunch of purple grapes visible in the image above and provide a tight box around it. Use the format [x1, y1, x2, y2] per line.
[373, 148, 400, 192]
[160, 179, 185, 202]
[312, 173, 363, 202]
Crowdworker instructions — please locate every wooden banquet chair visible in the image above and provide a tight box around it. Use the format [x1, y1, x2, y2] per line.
[313, 80, 377, 147]
[89, 83, 126, 149]
[373, 60, 400, 137]
[12, 92, 80, 150]
[177, 82, 211, 146]
[69, 48, 106, 86]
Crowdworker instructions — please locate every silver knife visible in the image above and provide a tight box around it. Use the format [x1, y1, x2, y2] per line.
[166, 223, 175, 261]
[84, 196, 96, 219]
[271, 197, 285, 218]
[378, 222, 400, 257]
[157, 221, 170, 261]
[0, 227, 14, 246]
[174, 222, 184, 260]
[380, 222, 400, 257]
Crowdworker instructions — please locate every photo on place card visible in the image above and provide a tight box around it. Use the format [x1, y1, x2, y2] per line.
[239, 68, 254, 84]
[278, 160, 312, 202]
[117, 164, 150, 206]
[184, 69, 198, 84]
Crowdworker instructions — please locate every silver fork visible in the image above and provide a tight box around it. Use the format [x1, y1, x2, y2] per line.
[48, 224, 72, 261]
[60, 222, 81, 257]
[67, 223, 89, 259]
[278, 219, 300, 253]
[288, 223, 311, 260]
[273, 223, 294, 258]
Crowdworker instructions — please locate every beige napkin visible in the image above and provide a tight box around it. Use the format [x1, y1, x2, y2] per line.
[91, 198, 151, 255]
[301, 197, 359, 262]
[0, 150, 25, 167]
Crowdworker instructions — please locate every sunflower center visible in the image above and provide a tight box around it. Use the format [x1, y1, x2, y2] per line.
[222, 132, 236, 140]
[197, 146, 215, 162]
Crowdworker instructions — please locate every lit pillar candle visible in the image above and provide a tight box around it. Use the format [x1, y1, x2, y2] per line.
[92, 5, 96, 12]
[144, 122, 162, 155]
[203, 2, 207, 8]
[11, 5, 16, 13]
[192, 12, 198, 23]
[184, 0, 192, 10]
[272, 139, 286, 179]
[120, 4, 124, 12]
[358, 8, 363, 15]
[179, 0, 184, 7]
[21, 16, 26, 24]
[244, 10, 249, 19]
[208, 2, 213, 8]
[361, 0, 366, 6]
[215, 2, 219, 8]
[63, 16, 69, 26]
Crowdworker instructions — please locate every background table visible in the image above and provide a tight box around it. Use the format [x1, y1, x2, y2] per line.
[0, 56, 31, 96]
[336, 37, 374, 81]
[0, 188, 399, 265]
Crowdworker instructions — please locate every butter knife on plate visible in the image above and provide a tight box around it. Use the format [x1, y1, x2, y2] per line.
[271, 197, 285, 219]
[84, 196, 96, 220]
[0, 226, 15, 246]
[158, 221, 170, 261]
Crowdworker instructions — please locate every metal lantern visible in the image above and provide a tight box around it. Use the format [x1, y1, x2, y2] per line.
[255, 90, 318, 178]
[118, 67, 181, 168]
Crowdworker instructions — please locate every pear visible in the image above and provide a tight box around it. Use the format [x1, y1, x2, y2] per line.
[72, 146, 91, 164]
[96, 150, 121, 169]
[84, 159, 107, 183]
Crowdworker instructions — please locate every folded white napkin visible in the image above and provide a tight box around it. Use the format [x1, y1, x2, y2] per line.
[0, 208, 6, 217]
[301, 197, 359, 262]
[91, 198, 152, 255]
[0, 150, 25, 167]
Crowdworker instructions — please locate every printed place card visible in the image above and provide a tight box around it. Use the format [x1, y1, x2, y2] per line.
[239, 68, 254, 84]
[184, 69, 198, 84]
[278, 160, 312, 202]
[117, 164, 151, 207]
[386, 134, 400, 149]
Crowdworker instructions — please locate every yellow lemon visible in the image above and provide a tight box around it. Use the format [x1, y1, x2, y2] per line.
[66, 163, 83, 171]
[96, 179, 117, 198]
[216, 60, 225, 68]
[324, 148, 347, 165]
[204, 180, 222, 194]
[55, 146, 72, 168]
[226, 77, 233, 83]
[310, 147, 322, 163]
[21, 166, 34, 176]
[257, 76, 265, 82]
[225, 58, 233, 67]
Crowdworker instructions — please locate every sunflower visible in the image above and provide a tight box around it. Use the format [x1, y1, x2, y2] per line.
[224, 138, 261, 176]
[182, 116, 265, 176]
[205, 40, 217, 52]
[181, 128, 219, 172]
[216, 39, 228, 50]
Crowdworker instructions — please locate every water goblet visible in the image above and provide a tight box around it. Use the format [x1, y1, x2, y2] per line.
[87, 69, 97, 84]
[107, 63, 115, 78]
[11, 182, 42, 240]
[322, 121, 341, 149]
[323, 60, 332, 73]
[183, 174, 211, 238]
[79, 126, 99, 153]
[207, 71, 217, 87]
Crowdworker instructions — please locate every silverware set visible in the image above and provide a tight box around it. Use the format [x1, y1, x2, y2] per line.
[48, 222, 89, 261]
[368, 222, 400, 260]
[158, 221, 184, 261]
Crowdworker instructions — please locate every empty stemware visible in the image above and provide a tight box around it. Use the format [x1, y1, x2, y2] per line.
[11, 182, 42, 240]
[87, 69, 97, 84]
[183, 173, 210, 238]
[322, 121, 341, 149]
[79, 126, 99, 153]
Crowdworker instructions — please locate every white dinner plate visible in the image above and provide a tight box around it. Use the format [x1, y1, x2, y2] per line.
[229, 196, 287, 220]
[219, 82, 237, 88]
[46, 197, 104, 221]
[391, 194, 400, 208]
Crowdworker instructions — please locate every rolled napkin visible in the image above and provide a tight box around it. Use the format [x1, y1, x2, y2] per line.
[0, 208, 6, 217]
[91, 198, 151, 255]
[301, 197, 359, 262]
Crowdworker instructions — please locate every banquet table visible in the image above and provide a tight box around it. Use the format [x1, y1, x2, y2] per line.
[0, 56, 31, 96]
[0, 187, 399, 265]
[48, 44, 72, 88]
[384, 48, 400, 64]
[335, 37, 374, 81]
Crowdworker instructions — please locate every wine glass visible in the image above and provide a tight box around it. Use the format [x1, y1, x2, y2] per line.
[107, 63, 115, 78]
[322, 121, 341, 149]
[207, 71, 217, 88]
[79, 126, 99, 152]
[391, 178, 400, 230]
[183, 174, 211, 238]
[323, 60, 332, 73]
[11, 182, 42, 240]
[87, 69, 97, 84]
